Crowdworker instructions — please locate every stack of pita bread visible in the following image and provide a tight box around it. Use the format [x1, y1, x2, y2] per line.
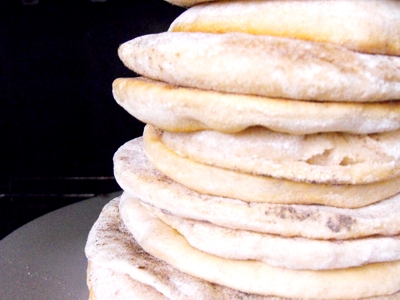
[85, 0, 400, 298]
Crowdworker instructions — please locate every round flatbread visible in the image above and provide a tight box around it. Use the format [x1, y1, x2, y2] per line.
[143, 125, 400, 206]
[113, 77, 400, 135]
[113, 137, 400, 239]
[118, 32, 400, 102]
[86, 197, 400, 299]
[86, 198, 269, 300]
[159, 126, 400, 185]
[119, 193, 400, 299]
[169, 0, 400, 56]
[147, 203, 400, 270]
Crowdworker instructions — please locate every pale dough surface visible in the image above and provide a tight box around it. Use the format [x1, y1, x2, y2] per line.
[88, 262, 167, 300]
[147, 203, 400, 270]
[170, 0, 400, 56]
[113, 77, 400, 135]
[143, 125, 400, 206]
[118, 32, 400, 102]
[86, 197, 400, 299]
[160, 126, 400, 184]
[86, 198, 268, 299]
[113, 138, 400, 239]
[119, 193, 400, 299]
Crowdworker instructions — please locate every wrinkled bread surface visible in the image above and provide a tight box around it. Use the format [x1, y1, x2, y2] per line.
[143, 126, 400, 206]
[113, 138, 400, 240]
[160, 126, 400, 184]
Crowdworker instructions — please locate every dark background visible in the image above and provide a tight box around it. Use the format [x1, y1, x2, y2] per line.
[0, 0, 184, 239]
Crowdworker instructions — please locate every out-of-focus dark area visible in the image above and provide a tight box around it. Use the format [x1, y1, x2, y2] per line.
[0, 0, 184, 239]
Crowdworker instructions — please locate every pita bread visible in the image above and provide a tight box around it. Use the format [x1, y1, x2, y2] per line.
[118, 32, 400, 102]
[169, 0, 400, 56]
[159, 125, 400, 184]
[119, 193, 400, 299]
[147, 203, 400, 270]
[85, 198, 290, 300]
[113, 77, 400, 135]
[143, 125, 400, 206]
[87, 197, 400, 299]
[86, 197, 271, 300]
[113, 138, 400, 240]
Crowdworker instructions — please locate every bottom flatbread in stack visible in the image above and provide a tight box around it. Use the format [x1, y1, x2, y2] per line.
[86, 198, 273, 300]
[86, 196, 400, 300]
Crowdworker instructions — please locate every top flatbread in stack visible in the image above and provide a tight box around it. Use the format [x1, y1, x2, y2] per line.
[86, 0, 400, 299]
[169, 0, 400, 56]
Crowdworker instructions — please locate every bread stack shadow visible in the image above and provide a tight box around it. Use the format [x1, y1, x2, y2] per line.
[86, 0, 400, 298]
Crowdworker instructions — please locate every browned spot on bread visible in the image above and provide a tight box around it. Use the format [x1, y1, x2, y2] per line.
[326, 215, 355, 233]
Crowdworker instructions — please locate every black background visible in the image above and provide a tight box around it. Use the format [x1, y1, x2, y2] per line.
[0, 0, 184, 239]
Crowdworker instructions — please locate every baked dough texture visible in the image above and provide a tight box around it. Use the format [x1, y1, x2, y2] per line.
[158, 125, 400, 184]
[169, 0, 400, 56]
[86, 198, 271, 300]
[113, 77, 400, 135]
[119, 193, 400, 299]
[118, 32, 400, 102]
[145, 202, 400, 270]
[88, 0, 400, 298]
[142, 125, 400, 206]
[113, 138, 400, 240]
[86, 196, 400, 299]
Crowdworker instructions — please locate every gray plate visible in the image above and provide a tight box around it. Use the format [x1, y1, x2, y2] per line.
[0, 191, 121, 300]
